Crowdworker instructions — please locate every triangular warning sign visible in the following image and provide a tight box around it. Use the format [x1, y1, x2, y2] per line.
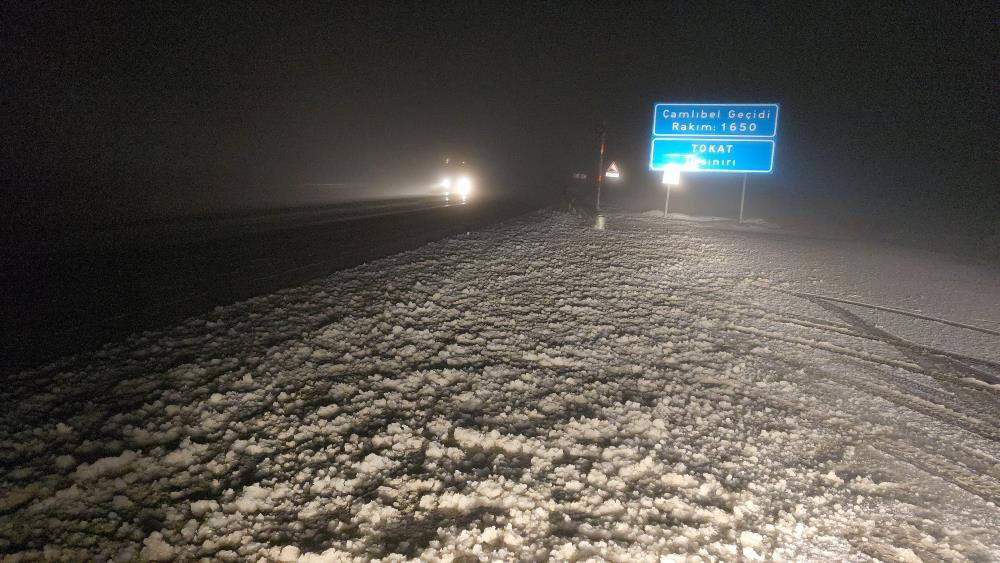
[605, 161, 620, 179]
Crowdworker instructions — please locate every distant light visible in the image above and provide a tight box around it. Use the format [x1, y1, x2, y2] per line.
[662, 164, 681, 186]
[457, 176, 472, 196]
[440, 177, 452, 188]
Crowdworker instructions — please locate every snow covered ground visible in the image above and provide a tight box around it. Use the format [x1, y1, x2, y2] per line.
[2, 209, 998, 561]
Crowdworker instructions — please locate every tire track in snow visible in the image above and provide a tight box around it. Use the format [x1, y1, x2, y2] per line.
[742, 355, 1000, 509]
[735, 324, 1000, 442]
[872, 441, 1000, 505]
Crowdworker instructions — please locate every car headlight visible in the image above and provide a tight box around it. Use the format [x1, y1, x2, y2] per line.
[440, 177, 452, 188]
[457, 176, 472, 195]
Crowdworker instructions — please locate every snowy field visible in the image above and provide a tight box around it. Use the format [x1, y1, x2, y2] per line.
[2, 209, 998, 561]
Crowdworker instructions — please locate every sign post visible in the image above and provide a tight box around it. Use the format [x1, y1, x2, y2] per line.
[649, 103, 778, 220]
[739, 173, 747, 223]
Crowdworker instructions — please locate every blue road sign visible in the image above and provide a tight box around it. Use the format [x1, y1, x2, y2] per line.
[653, 103, 779, 138]
[649, 138, 775, 173]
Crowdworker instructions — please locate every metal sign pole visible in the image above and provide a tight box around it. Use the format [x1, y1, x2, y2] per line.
[595, 123, 606, 211]
[739, 173, 748, 223]
[664, 185, 671, 220]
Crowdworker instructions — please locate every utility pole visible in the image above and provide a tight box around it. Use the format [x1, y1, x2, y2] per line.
[595, 121, 606, 211]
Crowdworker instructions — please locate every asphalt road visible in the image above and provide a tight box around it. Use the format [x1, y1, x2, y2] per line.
[1, 193, 551, 374]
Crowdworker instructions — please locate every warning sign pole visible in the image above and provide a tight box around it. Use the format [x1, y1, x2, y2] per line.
[595, 122, 606, 211]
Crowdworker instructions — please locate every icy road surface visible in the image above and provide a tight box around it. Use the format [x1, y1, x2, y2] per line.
[2, 210, 999, 561]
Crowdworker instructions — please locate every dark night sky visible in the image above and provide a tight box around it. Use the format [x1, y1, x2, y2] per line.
[3, 2, 997, 222]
